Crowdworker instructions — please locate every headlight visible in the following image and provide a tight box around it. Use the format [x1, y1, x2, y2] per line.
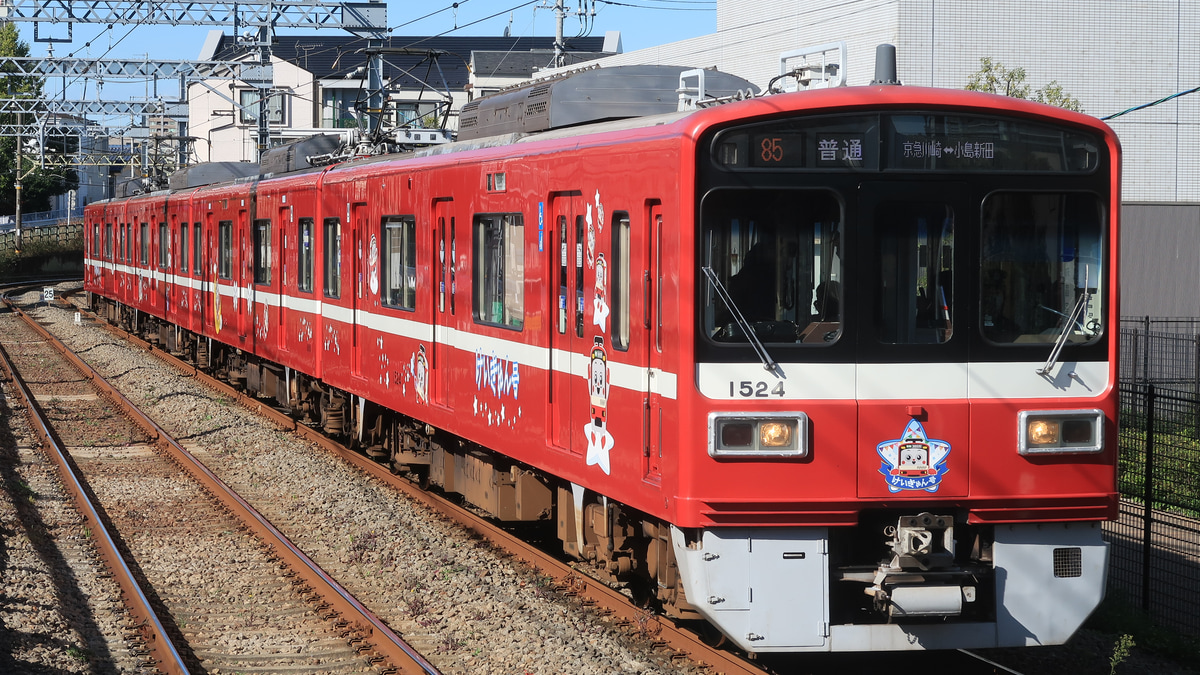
[1018, 409, 1104, 455]
[709, 413, 808, 458]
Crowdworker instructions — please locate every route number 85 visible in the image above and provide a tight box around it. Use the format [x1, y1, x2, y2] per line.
[760, 137, 783, 163]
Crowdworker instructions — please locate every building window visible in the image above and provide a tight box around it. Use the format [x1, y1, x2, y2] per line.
[611, 212, 631, 351]
[239, 89, 286, 125]
[158, 222, 170, 269]
[192, 223, 202, 276]
[323, 217, 340, 298]
[140, 222, 149, 265]
[395, 100, 440, 127]
[254, 218, 272, 285]
[382, 216, 416, 310]
[218, 220, 233, 279]
[321, 89, 358, 128]
[473, 213, 524, 330]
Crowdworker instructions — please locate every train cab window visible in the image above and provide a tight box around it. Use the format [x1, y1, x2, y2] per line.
[298, 218, 314, 292]
[701, 189, 842, 345]
[473, 213, 524, 330]
[980, 192, 1104, 345]
[382, 216, 416, 310]
[324, 217, 341, 298]
[140, 222, 149, 265]
[254, 218, 272, 285]
[192, 224, 202, 276]
[104, 223, 113, 260]
[158, 222, 170, 269]
[876, 202, 955, 344]
[218, 220, 233, 279]
[610, 212, 631, 351]
[180, 223, 190, 274]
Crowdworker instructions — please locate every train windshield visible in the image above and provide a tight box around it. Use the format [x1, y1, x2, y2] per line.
[980, 192, 1104, 345]
[700, 188, 843, 344]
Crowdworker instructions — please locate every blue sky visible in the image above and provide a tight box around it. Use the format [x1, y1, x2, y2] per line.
[17, 0, 716, 63]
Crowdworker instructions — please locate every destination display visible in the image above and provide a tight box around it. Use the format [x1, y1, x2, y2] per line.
[713, 113, 1100, 173]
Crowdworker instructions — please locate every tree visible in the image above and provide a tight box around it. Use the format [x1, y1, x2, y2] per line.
[0, 21, 78, 216]
[965, 57, 1082, 112]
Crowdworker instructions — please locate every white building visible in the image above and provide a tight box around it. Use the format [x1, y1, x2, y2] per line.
[543, 0, 1200, 315]
[188, 31, 617, 164]
[556, 0, 1197, 205]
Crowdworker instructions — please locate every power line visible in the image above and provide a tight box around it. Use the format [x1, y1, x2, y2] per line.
[1103, 85, 1200, 121]
[595, 0, 713, 11]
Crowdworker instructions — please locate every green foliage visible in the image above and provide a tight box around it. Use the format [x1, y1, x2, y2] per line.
[965, 57, 1084, 113]
[1089, 593, 1200, 669]
[1110, 633, 1135, 674]
[0, 22, 78, 217]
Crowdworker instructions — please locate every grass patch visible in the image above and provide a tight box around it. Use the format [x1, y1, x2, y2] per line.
[1086, 593, 1200, 669]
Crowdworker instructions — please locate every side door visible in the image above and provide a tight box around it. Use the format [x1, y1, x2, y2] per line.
[856, 181, 970, 499]
[549, 191, 585, 456]
[430, 198, 455, 408]
[644, 202, 664, 482]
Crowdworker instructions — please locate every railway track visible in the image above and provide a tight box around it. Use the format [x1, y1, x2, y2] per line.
[4, 281, 1037, 675]
[0, 286, 437, 675]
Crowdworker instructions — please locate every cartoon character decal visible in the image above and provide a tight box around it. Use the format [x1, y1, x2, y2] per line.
[592, 253, 609, 331]
[413, 344, 428, 403]
[368, 233, 380, 296]
[876, 419, 951, 493]
[583, 336, 614, 474]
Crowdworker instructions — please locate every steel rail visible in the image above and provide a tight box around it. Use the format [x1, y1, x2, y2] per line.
[6, 296, 440, 675]
[67, 296, 768, 675]
[0, 298, 190, 675]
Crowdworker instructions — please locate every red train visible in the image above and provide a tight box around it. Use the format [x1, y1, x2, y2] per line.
[84, 59, 1120, 653]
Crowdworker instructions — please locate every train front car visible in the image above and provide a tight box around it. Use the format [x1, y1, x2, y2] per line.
[675, 87, 1119, 653]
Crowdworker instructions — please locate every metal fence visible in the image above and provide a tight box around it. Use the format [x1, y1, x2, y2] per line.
[1109, 318, 1200, 636]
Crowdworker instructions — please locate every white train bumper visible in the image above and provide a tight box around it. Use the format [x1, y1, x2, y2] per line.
[671, 521, 1108, 653]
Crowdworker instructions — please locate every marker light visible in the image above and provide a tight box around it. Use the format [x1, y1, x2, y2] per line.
[709, 413, 808, 458]
[1018, 410, 1104, 455]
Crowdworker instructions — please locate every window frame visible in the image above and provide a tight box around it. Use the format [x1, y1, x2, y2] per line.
[218, 220, 233, 280]
[254, 218, 272, 285]
[323, 217, 341, 298]
[381, 215, 417, 311]
[472, 212, 525, 331]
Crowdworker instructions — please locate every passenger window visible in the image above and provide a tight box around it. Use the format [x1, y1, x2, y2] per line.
[104, 223, 113, 260]
[297, 218, 314, 292]
[324, 217, 341, 298]
[473, 213, 524, 330]
[610, 212, 631, 351]
[140, 222, 149, 265]
[192, 223, 202, 276]
[254, 218, 272, 285]
[382, 216, 417, 310]
[218, 220, 233, 279]
[158, 222, 170, 269]
[180, 223, 190, 274]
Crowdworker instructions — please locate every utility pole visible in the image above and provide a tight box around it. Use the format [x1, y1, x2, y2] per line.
[15, 110, 22, 253]
[554, 0, 565, 68]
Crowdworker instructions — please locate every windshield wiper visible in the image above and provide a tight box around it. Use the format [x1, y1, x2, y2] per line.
[1038, 268, 1092, 376]
[702, 266, 782, 377]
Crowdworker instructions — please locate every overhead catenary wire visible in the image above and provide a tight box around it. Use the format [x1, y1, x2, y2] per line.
[1103, 84, 1200, 121]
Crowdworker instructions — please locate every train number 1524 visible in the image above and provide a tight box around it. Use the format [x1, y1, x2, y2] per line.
[729, 380, 786, 397]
